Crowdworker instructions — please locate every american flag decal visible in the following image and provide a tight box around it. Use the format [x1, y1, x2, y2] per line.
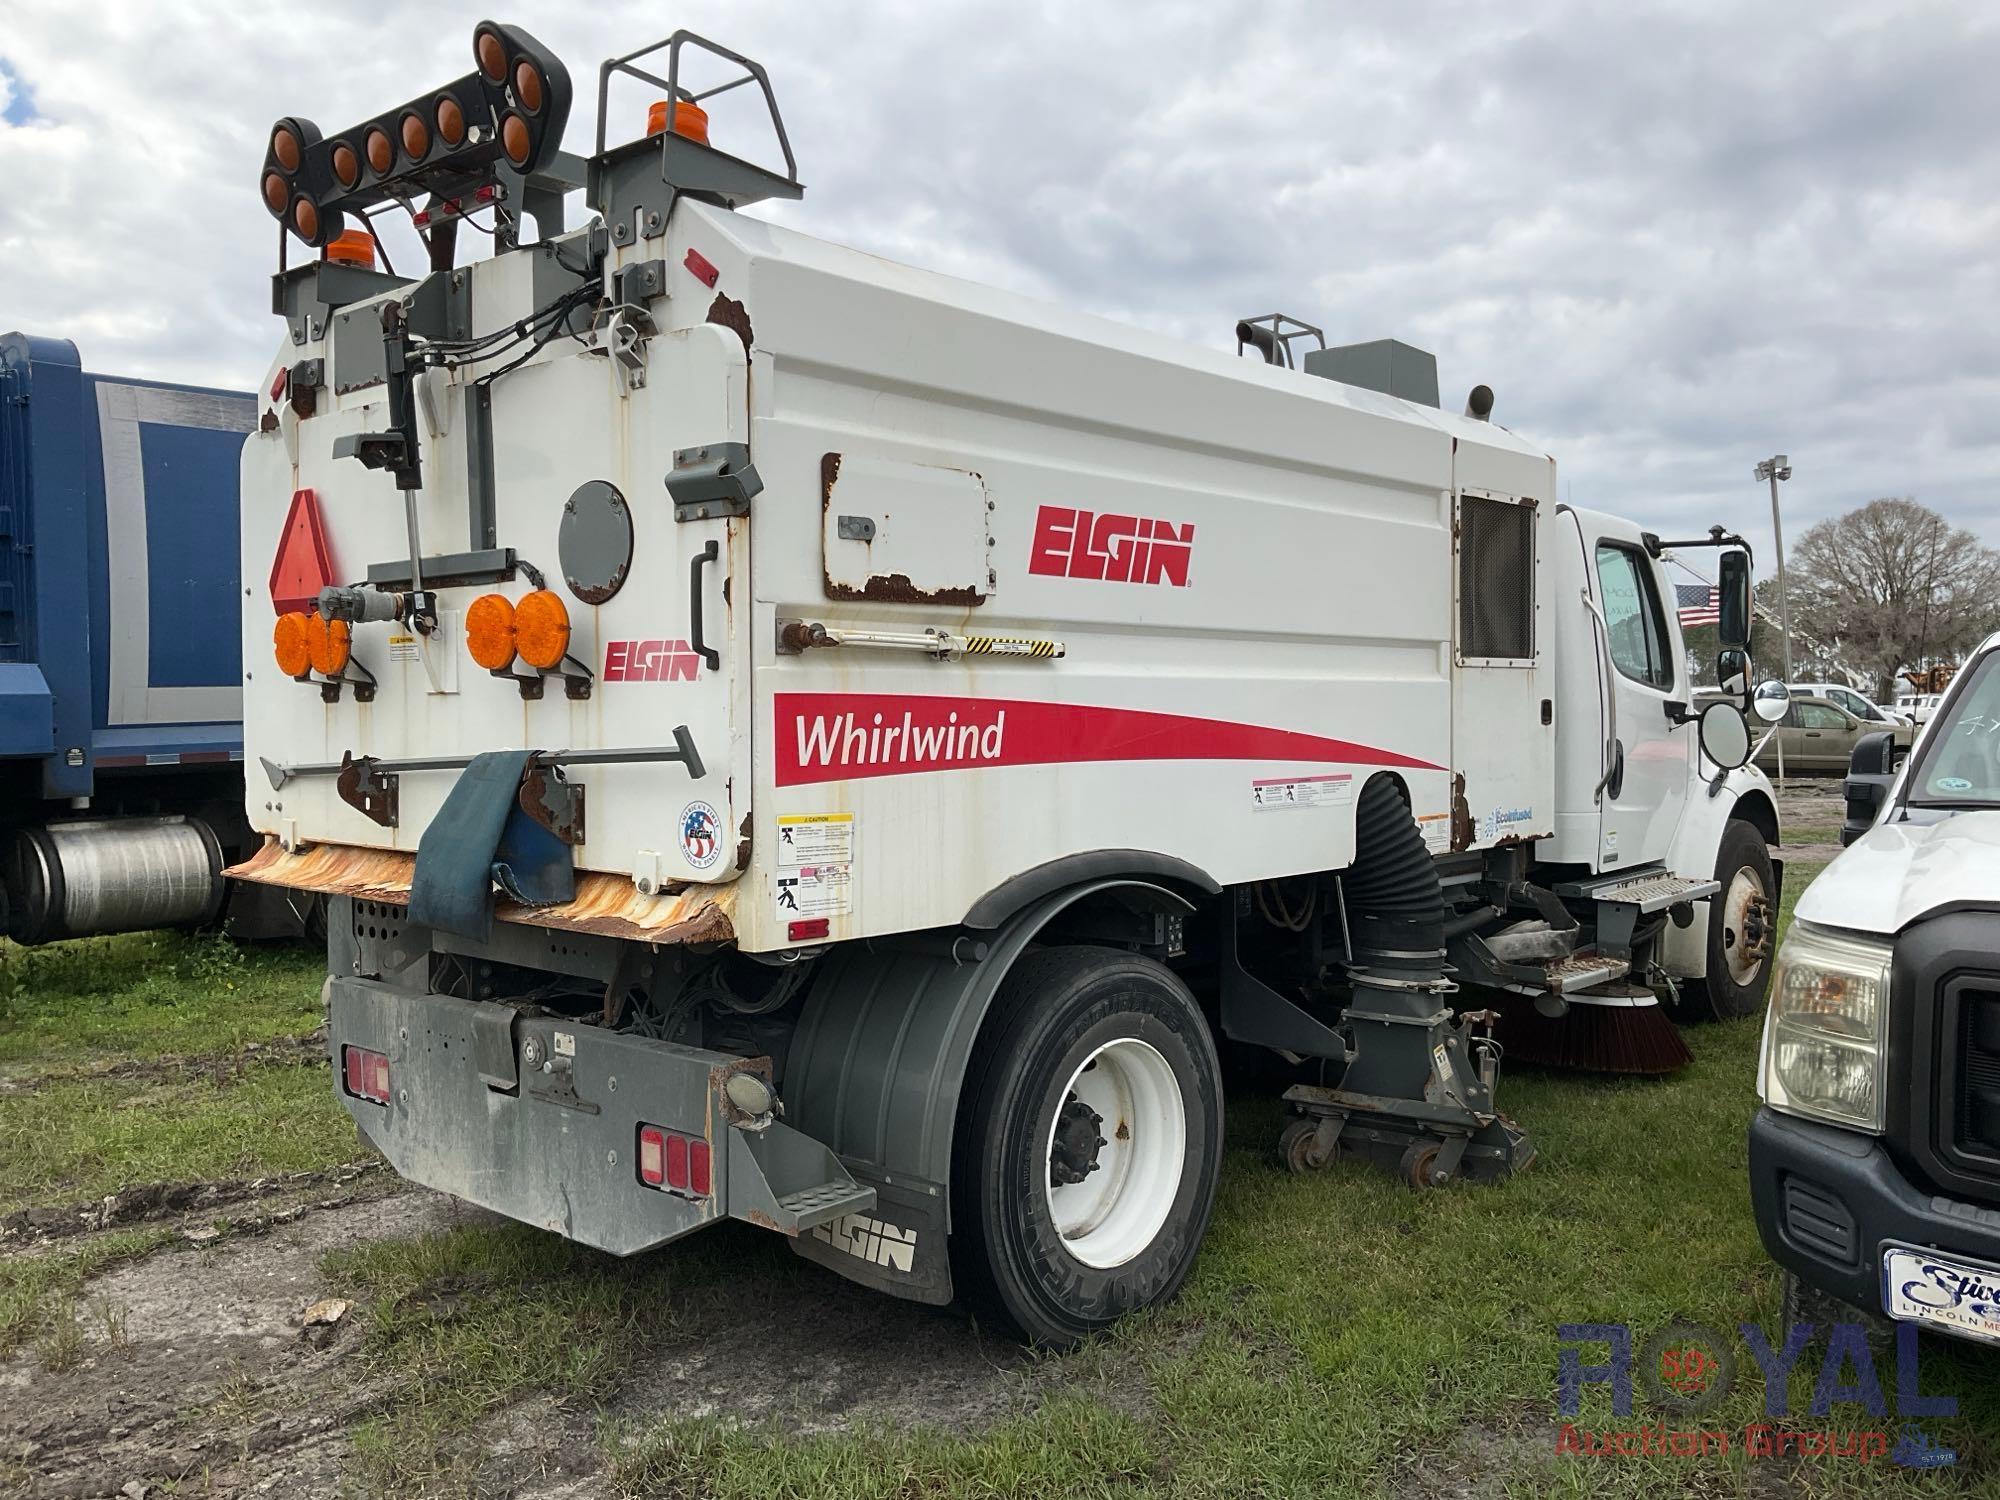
[1676, 582, 1720, 627]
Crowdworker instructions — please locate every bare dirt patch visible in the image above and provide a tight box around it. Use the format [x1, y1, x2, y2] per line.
[3, 1189, 478, 1498]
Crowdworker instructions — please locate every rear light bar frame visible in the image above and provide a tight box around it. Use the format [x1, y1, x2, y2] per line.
[636, 1123, 713, 1199]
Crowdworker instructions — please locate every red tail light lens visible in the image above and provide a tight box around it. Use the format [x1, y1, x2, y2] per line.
[689, 1139, 712, 1197]
[342, 1045, 390, 1105]
[636, 1124, 711, 1198]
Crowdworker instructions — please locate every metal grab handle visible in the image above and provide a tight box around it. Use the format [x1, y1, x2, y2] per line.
[689, 540, 720, 671]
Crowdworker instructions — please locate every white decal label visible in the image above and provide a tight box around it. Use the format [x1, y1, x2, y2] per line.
[776, 813, 855, 920]
[386, 633, 420, 663]
[1418, 812, 1451, 852]
[809, 1211, 918, 1273]
[553, 1031, 576, 1058]
[679, 801, 723, 871]
[1251, 773, 1352, 810]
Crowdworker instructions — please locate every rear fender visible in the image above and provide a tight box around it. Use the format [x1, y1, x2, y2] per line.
[781, 877, 1194, 1303]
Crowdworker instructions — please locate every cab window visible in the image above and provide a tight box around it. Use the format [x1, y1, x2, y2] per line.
[1594, 544, 1674, 690]
[1797, 704, 1848, 730]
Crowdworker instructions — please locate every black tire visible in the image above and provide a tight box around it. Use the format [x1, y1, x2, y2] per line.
[1687, 819, 1777, 1022]
[951, 945, 1223, 1347]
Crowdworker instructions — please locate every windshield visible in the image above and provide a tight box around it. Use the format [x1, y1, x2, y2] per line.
[1907, 653, 2000, 807]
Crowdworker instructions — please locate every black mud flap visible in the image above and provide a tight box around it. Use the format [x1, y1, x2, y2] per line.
[787, 1166, 953, 1305]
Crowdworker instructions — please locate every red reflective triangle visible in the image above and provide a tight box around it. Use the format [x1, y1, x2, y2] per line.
[269, 487, 336, 615]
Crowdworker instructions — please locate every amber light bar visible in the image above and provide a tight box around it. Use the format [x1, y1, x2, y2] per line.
[258, 19, 572, 249]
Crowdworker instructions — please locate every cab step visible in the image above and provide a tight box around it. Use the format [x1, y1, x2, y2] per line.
[1554, 867, 1722, 913]
[1540, 951, 1632, 993]
[774, 1180, 879, 1233]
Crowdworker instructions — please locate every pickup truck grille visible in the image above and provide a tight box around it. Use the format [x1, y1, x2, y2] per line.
[1887, 915, 2000, 1206]
[1956, 984, 2000, 1160]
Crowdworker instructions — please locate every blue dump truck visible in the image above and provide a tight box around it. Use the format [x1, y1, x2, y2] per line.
[0, 332, 269, 944]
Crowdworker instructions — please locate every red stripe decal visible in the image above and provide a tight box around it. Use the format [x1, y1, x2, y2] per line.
[775, 693, 1441, 787]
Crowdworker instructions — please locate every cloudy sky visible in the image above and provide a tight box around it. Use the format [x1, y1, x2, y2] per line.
[3, 1, 1995, 566]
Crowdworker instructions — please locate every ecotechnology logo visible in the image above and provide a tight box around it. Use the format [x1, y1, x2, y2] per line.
[1556, 1321, 1957, 1468]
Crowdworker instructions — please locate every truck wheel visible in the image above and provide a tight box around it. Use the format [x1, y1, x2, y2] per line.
[952, 945, 1223, 1347]
[1689, 820, 1776, 1022]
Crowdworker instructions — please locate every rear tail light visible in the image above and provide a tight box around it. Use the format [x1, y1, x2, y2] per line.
[341, 1045, 391, 1105]
[637, 1124, 712, 1198]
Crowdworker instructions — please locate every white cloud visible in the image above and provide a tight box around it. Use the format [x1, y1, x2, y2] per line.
[0, 0, 1994, 562]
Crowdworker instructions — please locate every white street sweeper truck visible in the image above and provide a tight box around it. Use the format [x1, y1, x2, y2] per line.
[234, 22, 1781, 1343]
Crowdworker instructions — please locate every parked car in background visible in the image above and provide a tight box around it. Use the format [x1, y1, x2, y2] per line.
[1895, 692, 1943, 726]
[1753, 679, 1909, 728]
[1712, 690, 1915, 774]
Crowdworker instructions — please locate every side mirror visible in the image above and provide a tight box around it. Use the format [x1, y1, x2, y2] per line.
[1718, 549, 1752, 649]
[1752, 685, 1790, 723]
[1717, 647, 1749, 699]
[1849, 730, 1898, 777]
[1697, 701, 1752, 770]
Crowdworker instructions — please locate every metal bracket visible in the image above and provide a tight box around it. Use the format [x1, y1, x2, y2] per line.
[316, 654, 379, 705]
[613, 258, 668, 305]
[335, 751, 399, 828]
[607, 303, 657, 398]
[836, 514, 876, 542]
[520, 761, 586, 846]
[492, 651, 595, 702]
[667, 442, 762, 520]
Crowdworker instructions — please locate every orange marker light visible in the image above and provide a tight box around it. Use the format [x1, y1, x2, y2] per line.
[514, 590, 571, 670]
[272, 126, 301, 172]
[292, 197, 320, 242]
[500, 113, 531, 166]
[475, 28, 508, 82]
[366, 127, 394, 175]
[513, 60, 544, 114]
[305, 614, 353, 676]
[332, 141, 361, 188]
[262, 172, 289, 215]
[465, 593, 517, 670]
[646, 100, 709, 144]
[401, 112, 430, 161]
[435, 96, 466, 146]
[273, 612, 313, 677]
[325, 229, 375, 268]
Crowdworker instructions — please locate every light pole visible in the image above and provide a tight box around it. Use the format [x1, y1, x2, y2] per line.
[1754, 455, 1795, 685]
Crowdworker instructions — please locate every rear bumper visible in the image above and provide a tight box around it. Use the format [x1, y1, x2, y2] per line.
[1749, 1106, 2000, 1329]
[327, 976, 871, 1255]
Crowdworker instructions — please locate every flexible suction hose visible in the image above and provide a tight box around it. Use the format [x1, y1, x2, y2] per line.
[1341, 777, 1447, 979]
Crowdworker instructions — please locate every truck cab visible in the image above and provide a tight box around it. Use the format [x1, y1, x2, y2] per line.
[1752, 630, 2000, 1346]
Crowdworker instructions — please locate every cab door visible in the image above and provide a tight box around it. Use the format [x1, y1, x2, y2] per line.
[1589, 534, 1693, 869]
[1794, 701, 1860, 771]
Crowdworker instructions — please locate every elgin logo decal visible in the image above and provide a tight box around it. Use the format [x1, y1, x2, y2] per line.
[809, 1212, 918, 1273]
[776, 692, 1443, 786]
[1027, 504, 1194, 587]
[603, 639, 702, 683]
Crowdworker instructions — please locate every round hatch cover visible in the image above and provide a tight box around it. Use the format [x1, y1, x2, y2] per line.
[558, 480, 634, 605]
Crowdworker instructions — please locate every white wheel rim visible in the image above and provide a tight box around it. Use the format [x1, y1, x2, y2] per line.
[1721, 865, 1771, 987]
[1042, 1036, 1186, 1269]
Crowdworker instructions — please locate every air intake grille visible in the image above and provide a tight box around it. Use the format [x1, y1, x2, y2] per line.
[1781, 1174, 1859, 1266]
[1458, 495, 1534, 661]
[1957, 988, 2000, 1158]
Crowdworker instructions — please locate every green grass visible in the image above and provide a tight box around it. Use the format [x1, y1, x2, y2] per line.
[0, 1064, 361, 1213]
[0, 930, 326, 1071]
[0, 1227, 173, 1356]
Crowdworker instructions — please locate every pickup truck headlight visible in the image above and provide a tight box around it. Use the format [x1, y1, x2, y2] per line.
[1760, 921, 1892, 1132]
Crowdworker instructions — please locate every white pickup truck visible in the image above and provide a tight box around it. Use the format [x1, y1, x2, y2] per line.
[1752, 629, 2000, 1345]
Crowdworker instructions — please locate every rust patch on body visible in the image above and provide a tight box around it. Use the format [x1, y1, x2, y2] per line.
[1450, 773, 1474, 853]
[820, 452, 841, 514]
[227, 838, 736, 944]
[706, 292, 752, 354]
[735, 811, 753, 872]
[829, 571, 984, 607]
[259, 409, 279, 433]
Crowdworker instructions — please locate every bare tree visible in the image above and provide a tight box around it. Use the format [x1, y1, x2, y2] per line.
[1786, 499, 2000, 700]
